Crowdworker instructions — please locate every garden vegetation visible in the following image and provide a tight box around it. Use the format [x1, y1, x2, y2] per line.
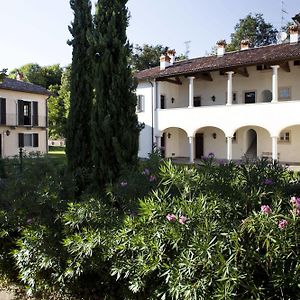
[0, 154, 300, 299]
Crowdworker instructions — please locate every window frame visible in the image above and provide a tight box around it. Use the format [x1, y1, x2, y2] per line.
[279, 131, 291, 143]
[278, 87, 292, 100]
[136, 95, 145, 113]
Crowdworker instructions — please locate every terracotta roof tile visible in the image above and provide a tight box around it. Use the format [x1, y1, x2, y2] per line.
[136, 43, 300, 80]
[0, 78, 50, 96]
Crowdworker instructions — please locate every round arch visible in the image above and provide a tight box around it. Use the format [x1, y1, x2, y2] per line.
[161, 127, 189, 159]
[193, 126, 226, 160]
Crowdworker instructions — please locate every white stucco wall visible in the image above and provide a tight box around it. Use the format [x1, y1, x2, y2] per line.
[136, 82, 153, 158]
[0, 89, 48, 158]
[136, 60, 300, 162]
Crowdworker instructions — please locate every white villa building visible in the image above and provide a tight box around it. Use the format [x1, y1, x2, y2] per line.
[136, 25, 300, 164]
[0, 77, 49, 158]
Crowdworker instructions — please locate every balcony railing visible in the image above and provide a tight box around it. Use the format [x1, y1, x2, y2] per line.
[1, 114, 47, 127]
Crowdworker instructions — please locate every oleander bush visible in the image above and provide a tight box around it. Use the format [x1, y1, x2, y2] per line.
[0, 155, 300, 299]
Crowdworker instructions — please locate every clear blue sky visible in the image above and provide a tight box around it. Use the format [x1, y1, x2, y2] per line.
[0, 0, 299, 71]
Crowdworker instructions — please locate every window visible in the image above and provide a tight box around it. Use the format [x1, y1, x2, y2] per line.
[256, 64, 271, 71]
[244, 91, 256, 104]
[294, 60, 300, 66]
[18, 133, 39, 148]
[279, 131, 290, 143]
[0, 98, 6, 125]
[136, 95, 145, 112]
[160, 95, 165, 109]
[193, 96, 201, 107]
[279, 87, 291, 100]
[18, 100, 38, 126]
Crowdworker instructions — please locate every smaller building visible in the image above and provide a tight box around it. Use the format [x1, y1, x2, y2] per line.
[0, 77, 50, 158]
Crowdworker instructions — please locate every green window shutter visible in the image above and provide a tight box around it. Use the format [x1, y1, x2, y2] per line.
[0, 98, 6, 125]
[32, 102, 38, 126]
[18, 100, 24, 125]
[33, 133, 39, 147]
[18, 133, 24, 147]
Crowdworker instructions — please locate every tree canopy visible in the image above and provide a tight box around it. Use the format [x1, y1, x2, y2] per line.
[226, 13, 278, 51]
[91, 0, 139, 187]
[131, 44, 187, 71]
[9, 63, 63, 89]
[66, 0, 94, 191]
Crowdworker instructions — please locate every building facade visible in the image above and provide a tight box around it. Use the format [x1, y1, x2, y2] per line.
[136, 26, 300, 164]
[0, 78, 49, 158]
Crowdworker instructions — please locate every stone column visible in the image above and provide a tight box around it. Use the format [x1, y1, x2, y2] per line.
[156, 81, 161, 109]
[227, 136, 233, 161]
[271, 65, 280, 103]
[226, 71, 234, 105]
[272, 136, 278, 162]
[188, 136, 194, 163]
[188, 76, 195, 108]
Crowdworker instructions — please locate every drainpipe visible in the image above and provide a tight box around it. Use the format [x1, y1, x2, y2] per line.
[148, 79, 154, 152]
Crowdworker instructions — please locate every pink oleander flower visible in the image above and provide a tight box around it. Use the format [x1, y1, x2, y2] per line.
[142, 168, 150, 176]
[179, 215, 187, 225]
[290, 196, 300, 209]
[278, 219, 288, 230]
[261, 205, 271, 215]
[166, 213, 177, 222]
[120, 181, 128, 187]
[149, 175, 156, 182]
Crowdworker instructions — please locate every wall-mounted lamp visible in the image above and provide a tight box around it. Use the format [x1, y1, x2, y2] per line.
[5, 130, 10, 136]
[211, 95, 216, 102]
[212, 132, 217, 139]
[167, 133, 171, 139]
[171, 97, 175, 103]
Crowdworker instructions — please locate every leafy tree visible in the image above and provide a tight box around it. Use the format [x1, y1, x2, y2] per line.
[9, 63, 63, 89]
[131, 44, 187, 71]
[131, 44, 168, 71]
[91, 0, 139, 188]
[0, 68, 7, 83]
[227, 13, 278, 51]
[66, 0, 93, 190]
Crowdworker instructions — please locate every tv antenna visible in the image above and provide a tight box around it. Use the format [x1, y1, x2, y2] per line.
[280, 0, 288, 30]
[184, 41, 191, 58]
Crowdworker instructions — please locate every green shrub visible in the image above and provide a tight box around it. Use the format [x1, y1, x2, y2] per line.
[1, 156, 300, 299]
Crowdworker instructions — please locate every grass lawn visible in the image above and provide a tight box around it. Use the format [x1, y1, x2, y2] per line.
[47, 146, 66, 163]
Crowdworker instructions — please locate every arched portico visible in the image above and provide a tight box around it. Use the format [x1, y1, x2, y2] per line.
[233, 125, 272, 161]
[159, 127, 189, 160]
[193, 126, 226, 160]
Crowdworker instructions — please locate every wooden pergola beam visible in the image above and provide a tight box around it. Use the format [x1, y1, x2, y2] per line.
[193, 72, 213, 81]
[280, 61, 290, 72]
[234, 67, 249, 77]
[157, 76, 182, 85]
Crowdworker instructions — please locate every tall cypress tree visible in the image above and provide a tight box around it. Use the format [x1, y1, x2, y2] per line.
[92, 0, 139, 187]
[66, 0, 93, 190]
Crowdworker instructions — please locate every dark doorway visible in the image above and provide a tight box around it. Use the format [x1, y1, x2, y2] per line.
[161, 133, 166, 158]
[195, 133, 204, 159]
[245, 91, 256, 104]
[246, 129, 257, 158]
[0, 134, 2, 158]
[160, 95, 165, 109]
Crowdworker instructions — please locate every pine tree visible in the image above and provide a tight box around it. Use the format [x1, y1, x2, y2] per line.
[92, 0, 139, 187]
[66, 0, 93, 190]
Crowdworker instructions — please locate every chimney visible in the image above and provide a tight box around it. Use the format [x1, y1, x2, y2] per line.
[166, 49, 176, 65]
[289, 25, 299, 43]
[216, 40, 226, 57]
[16, 70, 24, 81]
[240, 39, 250, 50]
[160, 54, 171, 70]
